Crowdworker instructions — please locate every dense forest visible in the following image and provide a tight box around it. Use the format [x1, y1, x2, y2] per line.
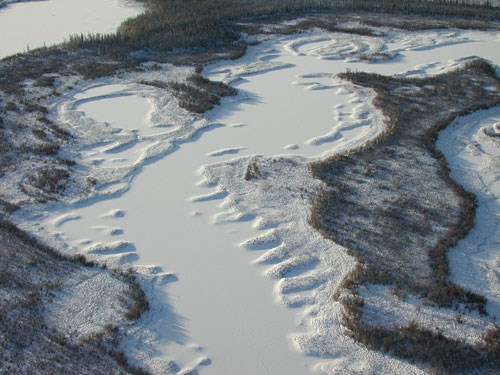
[65, 0, 500, 59]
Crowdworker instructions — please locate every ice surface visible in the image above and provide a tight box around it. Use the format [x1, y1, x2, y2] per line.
[0, 0, 143, 59]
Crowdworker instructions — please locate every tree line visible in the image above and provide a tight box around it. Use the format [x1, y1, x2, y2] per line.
[64, 0, 499, 60]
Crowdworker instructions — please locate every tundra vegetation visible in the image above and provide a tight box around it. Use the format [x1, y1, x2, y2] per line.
[0, 220, 148, 374]
[309, 60, 500, 373]
[0, 0, 499, 373]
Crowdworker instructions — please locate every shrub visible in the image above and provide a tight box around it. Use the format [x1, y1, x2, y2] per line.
[115, 269, 150, 322]
[244, 160, 261, 181]
[26, 167, 69, 194]
[34, 75, 56, 87]
[170, 74, 237, 113]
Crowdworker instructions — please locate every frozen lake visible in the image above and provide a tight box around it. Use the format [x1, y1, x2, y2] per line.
[28, 29, 500, 374]
[0, 0, 143, 59]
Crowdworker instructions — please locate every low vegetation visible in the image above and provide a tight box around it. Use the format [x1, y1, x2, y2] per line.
[0, 220, 148, 374]
[115, 269, 150, 322]
[309, 60, 500, 372]
[24, 167, 69, 195]
[342, 295, 500, 374]
[139, 73, 237, 113]
[244, 159, 262, 181]
[0, 96, 74, 206]
[169, 74, 237, 113]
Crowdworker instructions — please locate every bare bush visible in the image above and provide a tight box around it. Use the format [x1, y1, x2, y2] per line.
[244, 160, 261, 181]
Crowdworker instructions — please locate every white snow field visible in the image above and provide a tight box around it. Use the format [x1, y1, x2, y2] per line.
[0, 0, 143, 59]
[9, 21, 499, 375]
[438, 107, 500, 326]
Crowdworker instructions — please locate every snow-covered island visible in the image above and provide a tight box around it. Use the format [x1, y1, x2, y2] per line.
[1, 1, 499, 374]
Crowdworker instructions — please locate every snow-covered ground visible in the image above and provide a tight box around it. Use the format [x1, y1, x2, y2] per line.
[438, 107, 500, 323]
[0, 0, 143, 59]
[2, 4, 498, 372]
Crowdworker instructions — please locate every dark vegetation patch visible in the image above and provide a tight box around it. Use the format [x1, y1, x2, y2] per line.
[0, 197, 20, 214]
[24, 167, 69, 195]
[34, 75, 56, 88]
[244, 159, 262, 181]
[0, 48, 70, 95]
[342, 296, 500, 374]
[0, 220, 149, 374]
[169, 74, 237, 113]
[0, 107, 74, 205]
[138, 79, 169, 90]
[114, 269, 150, 322]
[64, 0, 499, 60]
[309, 60, 500, 372]
[139, 73, 237, 114]
[74, 59, 135, 80]
[248, 12, 489, 37]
